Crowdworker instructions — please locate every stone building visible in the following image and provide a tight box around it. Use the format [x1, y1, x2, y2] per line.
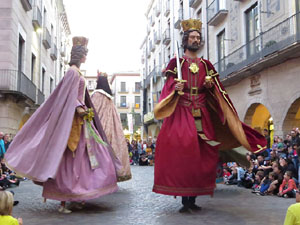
[0, 0, 71, 135]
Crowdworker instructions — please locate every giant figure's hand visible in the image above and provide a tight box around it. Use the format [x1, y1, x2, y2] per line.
[175, 82, 184, 92]
[76, 107, 88, 117]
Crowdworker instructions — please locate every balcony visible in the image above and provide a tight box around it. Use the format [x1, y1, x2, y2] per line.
[118, 87, 129, 93]
[150, 16, 155, 27]
[164, 1, 170, 17]
[154, 31, 161, 44]
[214, 13, 300, 86]
[117, 102, 129, 108]
[32, 6, 42, 30]
[0, 69, 37, 104]
[50, 43, 58, 61]
[132, 87, 141, 93]
[175, 8, 184, 29]
[132, 103, 141, 109]
[20, 0, 32, 11]
[144, 112, 154, 124]
[156, 5, 161, 17]
[207, 0, 228, 26]
[37, 89, 45, 106]
[150, 41, 155, 52]
[189, 0, 202, 9]
[42, 28, 51, 49]
[163, 29, 171, 45]
[60, 45, 66, 57]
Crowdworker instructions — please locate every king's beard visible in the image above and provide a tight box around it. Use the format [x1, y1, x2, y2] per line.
[186, 42, 200, 52]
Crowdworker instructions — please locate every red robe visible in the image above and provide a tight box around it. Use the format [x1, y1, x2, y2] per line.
[152, 56, 266, 197]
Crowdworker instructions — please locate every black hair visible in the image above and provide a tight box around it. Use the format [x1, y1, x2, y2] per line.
[96, 76, 113, 96]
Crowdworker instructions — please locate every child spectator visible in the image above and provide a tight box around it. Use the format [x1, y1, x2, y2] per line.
[278, 171, 297, 198]
[0, 191, 22, 225]
[257, 172, 276, 196]
[267, 164, 284, 195]
[223, 168, 231, 183]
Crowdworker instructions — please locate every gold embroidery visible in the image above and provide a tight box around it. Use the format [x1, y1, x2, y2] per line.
[189, 63, 199, 73]
[254, 145, 267, 154]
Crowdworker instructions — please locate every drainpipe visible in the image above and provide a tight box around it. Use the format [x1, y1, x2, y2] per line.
[206, 0, 209, 60]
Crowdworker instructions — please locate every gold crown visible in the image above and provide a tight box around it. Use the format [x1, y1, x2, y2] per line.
[72, 36, 89, 47]
[181, 19, 202, 32]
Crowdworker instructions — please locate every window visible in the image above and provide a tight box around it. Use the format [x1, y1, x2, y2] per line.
[135, 82, 141, 92]
[134, 114, 141, 126]
[50, 77, 53, 93]
[217, 29, 225, 72]
[120, 82, 126, 92]
[197, 8, 202, 20]
[41, 68, 46, 93]
[18, 35, 25, 72]
[135, 96, 140, 108]
[246, 3, 260, 56]
[31, 53, 36, 81]
[120, 96, 126, 107]
[120, 113, 128, 128]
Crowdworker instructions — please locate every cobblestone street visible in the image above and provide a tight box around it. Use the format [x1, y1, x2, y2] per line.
[11, 166, 292, 225]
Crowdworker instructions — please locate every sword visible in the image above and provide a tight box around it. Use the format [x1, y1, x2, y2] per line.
[174, 41, 186, 95]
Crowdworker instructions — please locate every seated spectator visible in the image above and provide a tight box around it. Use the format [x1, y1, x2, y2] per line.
[266, 164, 283, 196]
[225, 168, 238, 185]
[257, 172, 276, 196]
[223, 168, 231, 183]
[0, 191, 22, 225]
[284, 187, 300, 225]
[278, 171, 297, 198]
[147, 152, 154, 166]
[139, 153, 149, 166]
[252, 171, 264, 193]
[241, 167, 255, 189]
[280, 157, 297, 180]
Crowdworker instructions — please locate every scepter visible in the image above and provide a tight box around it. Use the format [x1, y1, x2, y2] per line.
[174, 41, 186, 95]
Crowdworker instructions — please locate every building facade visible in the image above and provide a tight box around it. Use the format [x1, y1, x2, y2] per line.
[203, 0, 300, 138]
[142, 0, 300, 141]
[110, 72, 143, 139]
[0, 0, 71, 135]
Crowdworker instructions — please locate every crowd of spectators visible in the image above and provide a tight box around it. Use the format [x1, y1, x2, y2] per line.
[127, 138, 156, 166]
[223, 128, 300, 199]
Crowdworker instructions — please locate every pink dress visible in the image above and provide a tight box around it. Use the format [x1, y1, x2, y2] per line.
[42, 74, 118, 201]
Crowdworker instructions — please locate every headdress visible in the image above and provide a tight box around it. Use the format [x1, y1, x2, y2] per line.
[72, 36, 89, 47]
[181, 19, 202, 32]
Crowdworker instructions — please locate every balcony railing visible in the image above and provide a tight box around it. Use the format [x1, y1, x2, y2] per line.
[175, 8, 184, 29]
[32, 6, 42, 29]
[60, 45, 66, 57]
[37, 89, 45, 106]
[214, 13, 300, 84]
[0, 69, 36, 102]
[118, 87, 129, 93]
[189, 0, 202, 8]
[50, 43, 58, 60]
[132, 87, 141, 93]
[163, 29, 171, 45]
[42, 28, 51, 49]
[156, 5, 161, 17]
[20, 0, 32, 11]
[132, 103, 141, 109]
[117, 102, 129, 108]
[207, 0, 228, 26]
[150, 41, 155, 52]
[154, 31, 161, 44]
[164, 1, 170, 17]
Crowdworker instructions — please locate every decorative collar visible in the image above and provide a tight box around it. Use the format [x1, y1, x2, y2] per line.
[92, 89, 113, 99]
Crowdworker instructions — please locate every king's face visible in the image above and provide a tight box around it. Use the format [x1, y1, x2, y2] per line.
[188, 31, 201, 46]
